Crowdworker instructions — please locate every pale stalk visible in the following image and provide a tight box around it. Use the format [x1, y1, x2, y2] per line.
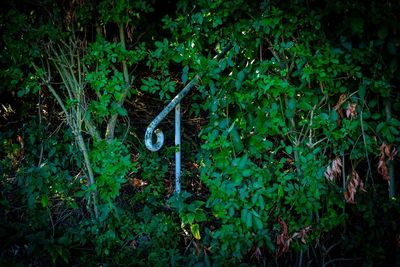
[105, 23, 131, 140]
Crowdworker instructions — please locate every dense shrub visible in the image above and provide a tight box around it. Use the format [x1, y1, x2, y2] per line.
[1, 0, 399, 266]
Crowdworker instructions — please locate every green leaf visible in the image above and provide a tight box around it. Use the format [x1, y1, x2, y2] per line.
[278, 185, 284, 197]
[155, 41, 163, 48]
[237, 70, 245, 82]
[41, 195, 49, 207]
[285, 146, 293, 154]
[254, 216, 263, 230]
[230, 128, 243, 152]
[181, 65, 189, 84]
[246, 212, 253, 228]
[114, 92, 123, 101]
[190, 224, 201, 240]
[389, 126, 399, 135]
[376, 122, 386, 133]
[242, 169, 252, 177]
[285, 98, 296, 119]
[241, 208, 248, 223]
[388, 118, 400, 127]
[75, 190, 85, 198]
[359, 85, 366, 100]
[371, 113, 381, 120]
[259, 195, 265, 209]
[187, 213, 195, 224]
[195, 211, 207, 222]
[117, 107, 128, 116]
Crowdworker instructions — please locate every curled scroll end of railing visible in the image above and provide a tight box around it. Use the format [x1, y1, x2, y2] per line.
[145, 127, 165, 152]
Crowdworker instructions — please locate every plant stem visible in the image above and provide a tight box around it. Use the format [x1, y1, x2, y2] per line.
[106, 23, 131, 141]
[76, 133, 99, 219]
[360, 109, 373, 186]
[35, 45, 100, 220]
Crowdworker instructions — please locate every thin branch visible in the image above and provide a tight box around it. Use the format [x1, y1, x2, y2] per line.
[265, 37, 281, 62]
[105, 23, 133, 140]
[360, 109, 373, 185]
[37, 89, 44, 167]
[33, 63, 71, 126]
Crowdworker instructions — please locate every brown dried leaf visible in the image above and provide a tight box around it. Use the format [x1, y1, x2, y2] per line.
[324, 166, 333, 181]
[291, 226, 312, 244]
[343, 191, 353, 204]
[12, 135, 25, 169]
[381, 143, 398, 160]
[332, 158, 342, 174]
[378, 156, 389, 181]
[346, 103, 357, 119]
[378, 143, 396, 181]
[276, 217, 290, 256]
[334, 94, 347, 126]
[129, 178, 148, 188]
[325, 157, 342, 181]
[344, 171, 366, 203]
[278, 217, 288, 237]
[130, 240, 137, 249]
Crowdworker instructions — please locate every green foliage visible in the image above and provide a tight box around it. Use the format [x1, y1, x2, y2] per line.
[84, 37, 146, 119]
[141, 75, 176, 100]
[168, 192, 207, 240]
[154, 0, 400, 264]
[89, 140, 135, 204]
[1, 0, 400, 266]
[131, 208, 184, 266]
[0, 6, 61, 96]
[0, 121, 81, 265]
[98, 0, 153, 25]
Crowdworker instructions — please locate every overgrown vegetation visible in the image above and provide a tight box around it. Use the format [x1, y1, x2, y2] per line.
[1, 0, 399, 266]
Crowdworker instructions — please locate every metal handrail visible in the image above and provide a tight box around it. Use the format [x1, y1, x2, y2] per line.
[144, 75, 200, 152]
[144, 44, 233, 193]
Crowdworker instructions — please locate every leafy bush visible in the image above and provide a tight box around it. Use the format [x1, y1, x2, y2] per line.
[1, 0, 399, 266]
